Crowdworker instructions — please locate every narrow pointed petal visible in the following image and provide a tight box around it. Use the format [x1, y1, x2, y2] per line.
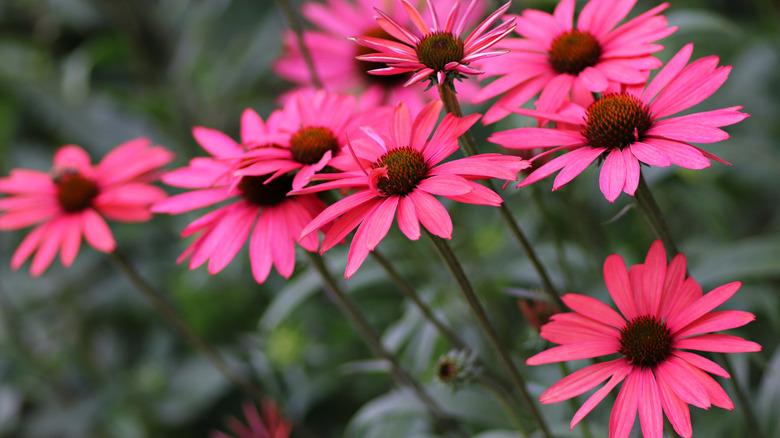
[397, 195, 420, 240]
[657, 373, 693, 438]
[604, 254, 638, 321]
[673, 334, 762, 353]
[609, 371, 640, 438]
[540, 359, 627, 403]
[571, 362, 632, 428]
[667, 281, 741, 332]
[599, 149, 626, 202]
[561, 293, 625, 329]
[638, 369, 663, 438]
[526, 341, 620, 365]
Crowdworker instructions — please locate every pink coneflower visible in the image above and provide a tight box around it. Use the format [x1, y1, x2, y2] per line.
[527, 240, 761, 438]
[293, 100, 529, 278]
[488, 43, 749, 202]
[233, 90, 390, 191]
[151, 109, 327, 284]
[211, 400, 291, 438]
[274, 0, 486, 112]
[0, 139, 173, 276]
[473, 0, 677, 124]
[351, 0, 516, 89]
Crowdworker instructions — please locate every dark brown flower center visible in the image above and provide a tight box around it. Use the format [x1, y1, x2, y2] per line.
[582, 94, 652, 150]
[619, 315, 672, 368]
[289, 127, 339, 165]
[237, 174, 293, 206]
[436, 360, 458, 383]
[415, 31, 464, 72]
[373, 146, 427, 196]
[549, 29, 602, 75]
[356, 27, 408, 87]
[54, 169, 99, 213]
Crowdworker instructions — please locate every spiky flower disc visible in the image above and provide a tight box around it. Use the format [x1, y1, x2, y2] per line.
[527, 240, 761, 438]
[488, 44, 749, 202]
[351, 0, 516, 89]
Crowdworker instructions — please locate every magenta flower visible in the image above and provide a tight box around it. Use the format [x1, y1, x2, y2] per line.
[293, 100, 528, 278]
[234, 90, 390, 191]
[0, 139, 173, 276]
[273, 0, 486, 112]
[488, 43, 749, 202]
[351, 0, 516, 88]
[151, 109, 327, 284]
[527, 240, 761, 438]
[473, 0, 677, 124]
[211, 400, 291, 438]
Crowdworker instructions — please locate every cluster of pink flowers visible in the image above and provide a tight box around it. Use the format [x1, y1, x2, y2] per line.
[0, 0, 760, 437]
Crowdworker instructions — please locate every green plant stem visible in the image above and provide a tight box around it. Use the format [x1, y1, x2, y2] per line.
[437, 84, 563, 309]
[306, 252, 465, 437]
[371, 250, 466, 350]
[558, 362, 592, 438]
[273, 0, 323, 89]
[370, 250, 528, 435]
[531, 186, 574, 291]
[633, 173, 679, 256]
[632, 173, 763, 437]
[720, 352, 763, 438]
[109, 250, 266, 402]
[424, 230, 553, 438]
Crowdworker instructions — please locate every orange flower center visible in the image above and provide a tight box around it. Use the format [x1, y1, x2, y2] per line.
[356, 27, 408, 87]
[619, 315, 672, 368]
[237, 174, 293, 206]
[289, 126, 339, 165]
[582, 94, 652, 150]
[416, 31, 464, 71]
[54, 170, 99, 213]
[549, 29, 602, 75]
[373, 146, 427, 196]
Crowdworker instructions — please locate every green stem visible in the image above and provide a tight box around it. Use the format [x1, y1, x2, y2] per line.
[633, 172, 763, 437]
[273, 0, 323, 89]
[109, 250, 266, 402]
[306, 252, 465, 437]
[720, 352, 763, 438]
[531, 186, 574, 291]
[559, 362, 592, 438]
[370, 250, 528, 435]
[437, 84, 563, 309]
[371, 250, 466, 350]
[424, 231, 553, 438]
[633, 172, 679, 256]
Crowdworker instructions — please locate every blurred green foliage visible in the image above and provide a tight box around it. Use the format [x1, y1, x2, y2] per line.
[1, 0, 779, 437]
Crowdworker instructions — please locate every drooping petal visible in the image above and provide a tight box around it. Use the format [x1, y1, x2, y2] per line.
[609, 370, 640, 438]
[539, 358, 627, 403]
[571, 361, 632, 428]
[526, 341, 620, 365]
[409, 190, 452, 239]
[82, 209, 116, 253]
[638, 369, 663, 438]
[561, 293, 625, 329]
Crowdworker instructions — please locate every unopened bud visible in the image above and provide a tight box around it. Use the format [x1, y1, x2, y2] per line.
[519, 299, 562, 332]
[434, 349, 480, 391]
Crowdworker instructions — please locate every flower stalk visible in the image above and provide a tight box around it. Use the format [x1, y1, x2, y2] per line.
[633, 173, 679, 256]
[632, 176, 763, 438]
[424, 230, 553, 438]
[109, 249, 266, 403]
[437, 84, 563, 309]
[371, 250, 529, 435]
[306, 252, 466, 437]
[273, 0, 322, 88]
